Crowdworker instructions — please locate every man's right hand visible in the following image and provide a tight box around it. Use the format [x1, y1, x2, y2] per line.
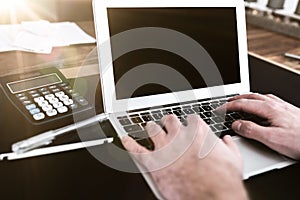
[222, 93, 300, 160]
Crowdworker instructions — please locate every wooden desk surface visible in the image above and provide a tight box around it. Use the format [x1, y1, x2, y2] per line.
[1, 21, 299, 78]
[0, 21, 98, 78]
[247, 24, 300, 74]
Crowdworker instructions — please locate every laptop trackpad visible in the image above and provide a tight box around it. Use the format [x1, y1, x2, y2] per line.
[233, 137, 293, 179]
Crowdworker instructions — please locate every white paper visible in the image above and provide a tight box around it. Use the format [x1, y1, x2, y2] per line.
[0, 20, 96, 54]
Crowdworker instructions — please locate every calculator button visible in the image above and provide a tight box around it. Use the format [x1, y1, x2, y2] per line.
[59, 95, 69, 101]
[49, 98, 59, 104]
[63, 99, 73, 106]
[49, 85, 57, 89]
[45, 94, 55, 100]
[28, 90, 38, 94]
[55, 91, 65, 97]
[69, 103, 78, 110]
[31, 93, 40, 98]
[46, 109, 58, 117]
[34, 97, 44, 103]
[30, 108, 41, 115]
[19, 96, 28, 101]
[59, 83, 68, 87]
[23, 100, 32, 105]
[33, 112, 45, 121]
[57, 106, 68, 113]
[42, 104, 53, 112]
[42, 91, 50, 95]
[26, 104, 37, 110]
[53, 102, 63, 109]
[16, 93, 25, 97]
[52, 88, 60, 93]
[38, 100, 49, 107]
[75, 96, 88, 106]
[38, 88, 47, 92]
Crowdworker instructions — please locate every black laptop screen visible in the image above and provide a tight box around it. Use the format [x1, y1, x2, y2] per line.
[107, 8, 241, 100]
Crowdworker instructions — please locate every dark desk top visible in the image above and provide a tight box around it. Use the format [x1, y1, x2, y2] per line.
[0, 54, 299, 200]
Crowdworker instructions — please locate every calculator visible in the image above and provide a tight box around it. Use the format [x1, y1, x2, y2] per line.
[0, 67, 92, 124]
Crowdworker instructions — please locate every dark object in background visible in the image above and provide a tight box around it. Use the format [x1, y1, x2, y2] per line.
[295, 0, 300, 15]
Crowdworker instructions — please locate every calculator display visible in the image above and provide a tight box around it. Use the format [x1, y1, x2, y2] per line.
[7, 73, 62, 94]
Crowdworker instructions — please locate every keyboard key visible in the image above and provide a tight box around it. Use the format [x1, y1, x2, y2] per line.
[202, 105, 213, 111]
[203, 118, 213, 125]
[142, 115, 153, 122]
[131, 117, 143, 124]
[199, 113, 206, 119]
[210, 104, 219, 109]
[192, 107, 204, 113]
[183, 108, 195, 115]
[119, 118, 131, 126]
[153, 113, 163, 120]
[214, 123, 227, 131]
[212, 116, 224, 123]
[224, 121, 233, 129]
[63, 99, 74, 106]
[45, 94, 55, 100]
[173, 110, 183, 117]
[203, 111, 215, 118]
[123, 124, 142, 133]
[209, 125, 217, 132]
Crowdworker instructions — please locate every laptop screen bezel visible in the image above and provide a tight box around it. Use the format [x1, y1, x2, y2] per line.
[93, 0, 250, 113]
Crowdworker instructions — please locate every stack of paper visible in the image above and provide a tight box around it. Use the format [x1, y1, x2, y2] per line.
[0, 20, 96, 54]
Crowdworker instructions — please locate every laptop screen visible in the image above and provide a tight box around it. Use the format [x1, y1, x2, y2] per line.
[107, 8, 240, 100]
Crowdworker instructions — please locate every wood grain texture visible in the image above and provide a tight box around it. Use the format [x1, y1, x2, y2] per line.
[247, 24, 300, 73]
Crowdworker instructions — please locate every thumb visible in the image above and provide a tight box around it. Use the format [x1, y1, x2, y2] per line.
[232, 120, 270, 143]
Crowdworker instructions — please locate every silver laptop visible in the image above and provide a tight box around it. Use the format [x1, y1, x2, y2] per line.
[93, 0, 294, 196]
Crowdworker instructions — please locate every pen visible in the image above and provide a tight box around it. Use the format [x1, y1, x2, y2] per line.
[12, 113, 110, 153]
[2, 137, 113, 161]
[284, 53, 300, 61]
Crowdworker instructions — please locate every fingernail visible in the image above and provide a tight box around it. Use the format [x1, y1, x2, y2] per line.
[233, 121, 242, 132]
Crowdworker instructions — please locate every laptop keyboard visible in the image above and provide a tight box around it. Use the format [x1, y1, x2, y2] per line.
[117, 95, 265, 150]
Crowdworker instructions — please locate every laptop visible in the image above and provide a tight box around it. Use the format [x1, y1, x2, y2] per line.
[93, 0, 294, 197]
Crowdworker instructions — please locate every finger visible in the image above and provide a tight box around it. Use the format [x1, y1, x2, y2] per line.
[222, 135, 241, 157]
[228, 93, 267, 102]
[161, 114, 181, 138]
[185, 115, 209, 144]
[121, 135, 150, 154]
[232, 120, 272, 145]
[146, 121, 166, 149]
[223, 99, 270, 119]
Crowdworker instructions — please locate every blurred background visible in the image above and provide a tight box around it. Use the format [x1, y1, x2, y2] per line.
[0, 0, 93, 24]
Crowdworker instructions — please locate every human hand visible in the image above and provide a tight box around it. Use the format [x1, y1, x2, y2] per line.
[223, 93, 300, 160]
[121, 115, 247, 200]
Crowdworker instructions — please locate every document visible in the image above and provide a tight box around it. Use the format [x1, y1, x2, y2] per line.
[0, 20, 96, 54]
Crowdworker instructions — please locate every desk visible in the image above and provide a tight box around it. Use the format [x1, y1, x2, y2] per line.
[0, 21, 300, 200]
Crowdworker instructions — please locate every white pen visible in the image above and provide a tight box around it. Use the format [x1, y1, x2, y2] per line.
[284, 53, 300, 61]
[12, 113, 110, 154]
